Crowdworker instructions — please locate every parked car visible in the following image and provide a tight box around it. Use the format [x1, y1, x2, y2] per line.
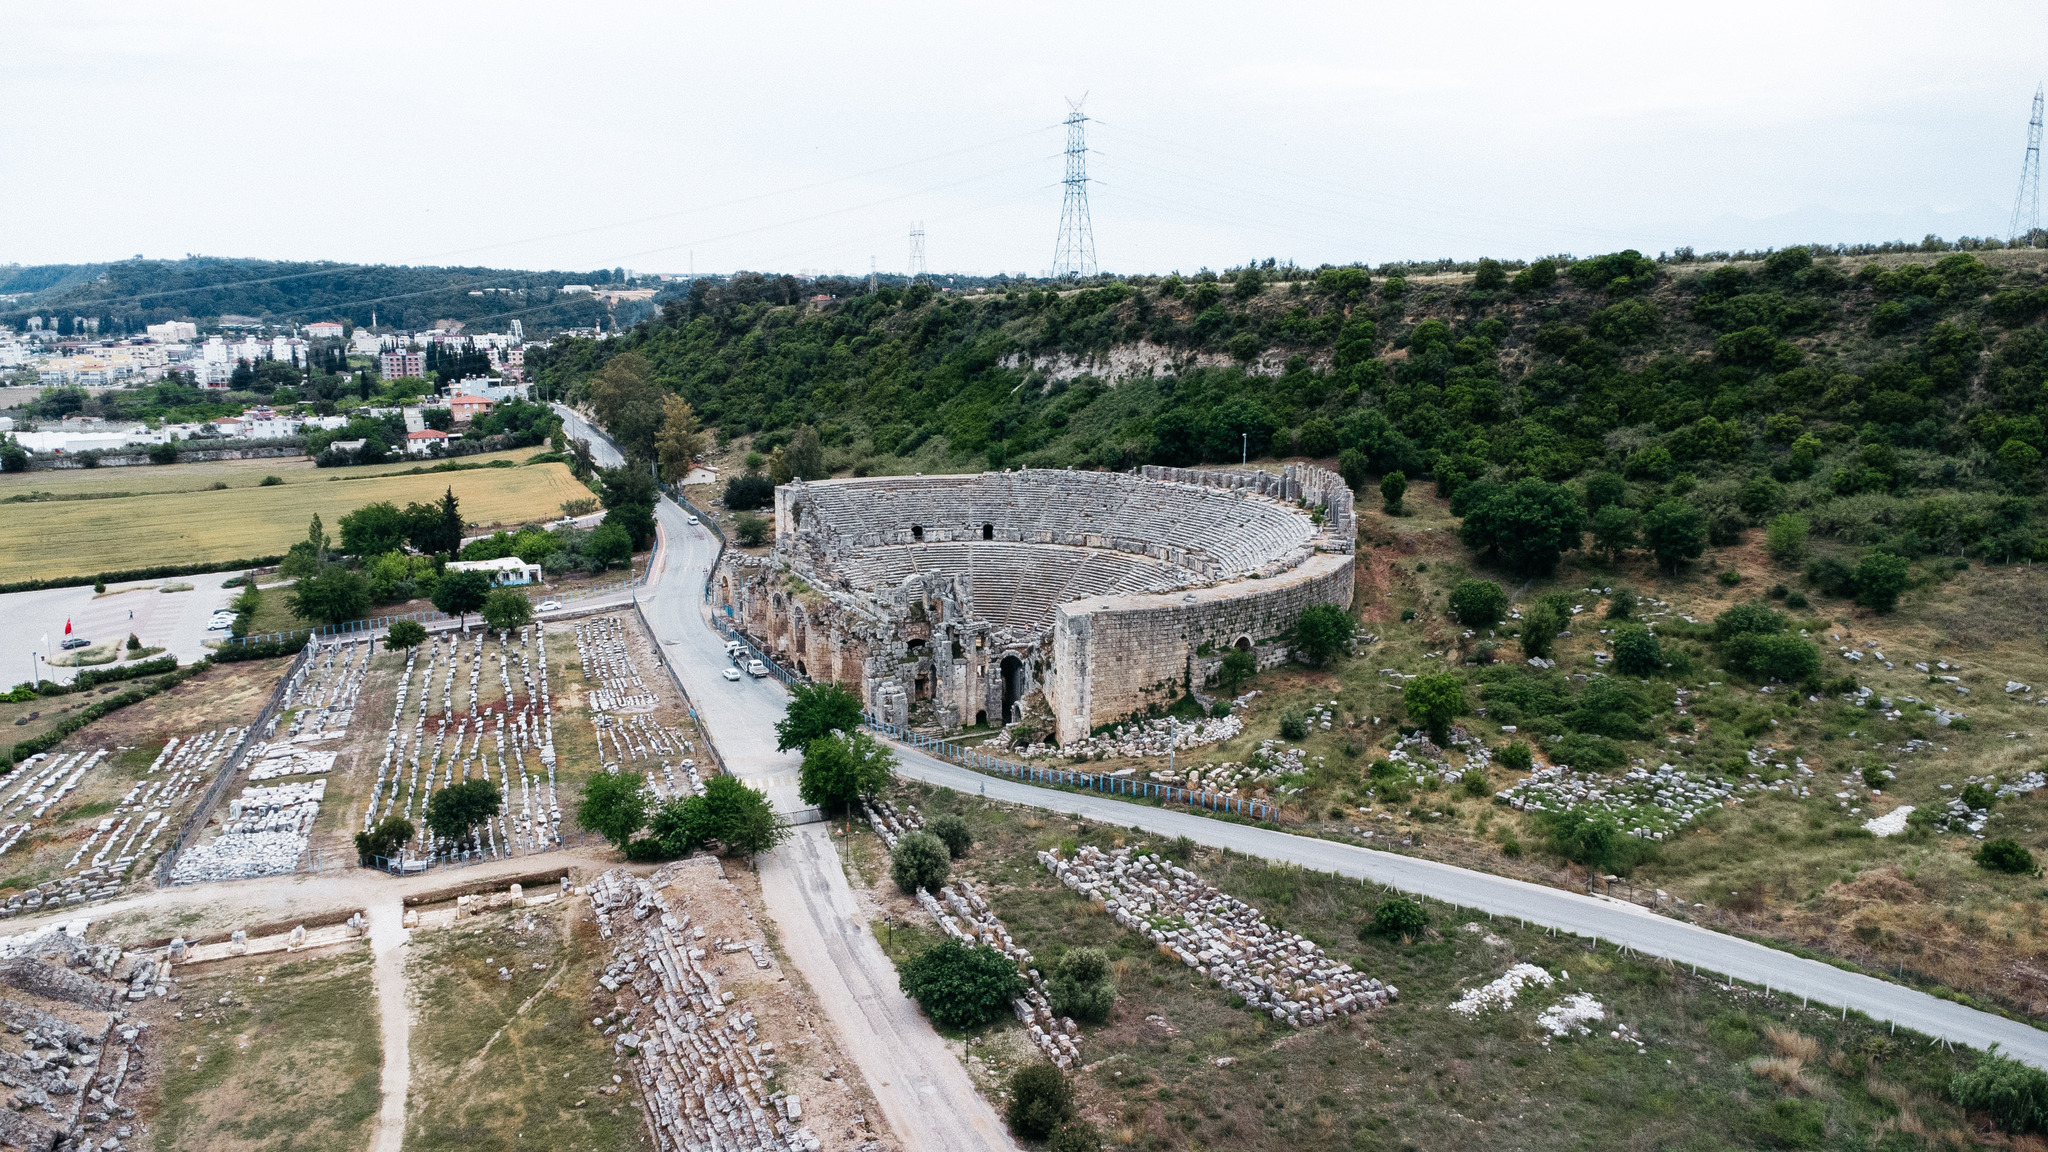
[60, 637, 90, 650]
[721, 667, 742, 682]
[538, 600, 562, 612]
[206, 617, 232, 631]
[746, 659, 769, 678]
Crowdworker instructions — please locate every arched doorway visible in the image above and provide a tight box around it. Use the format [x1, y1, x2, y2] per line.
[1234, 635, 1253, 652]
[982, 523, 994, 540]
[1000, 654, 1024, 724]
[911, 525, 924, 541]
[975, 709, 988, 727]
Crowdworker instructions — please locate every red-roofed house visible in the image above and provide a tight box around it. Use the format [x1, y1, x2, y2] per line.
[405, 428, 450, 456]
[305, 321, 344, 339]
[448, 395, 494, 424]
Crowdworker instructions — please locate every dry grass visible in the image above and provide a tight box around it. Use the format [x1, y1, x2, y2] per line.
[0, 447, 541, 499]
[0, 461, 585, 581]
[1766, 1026, 1821, 1062]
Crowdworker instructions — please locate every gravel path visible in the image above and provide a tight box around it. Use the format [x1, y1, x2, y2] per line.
[367, 901, 412, 1152]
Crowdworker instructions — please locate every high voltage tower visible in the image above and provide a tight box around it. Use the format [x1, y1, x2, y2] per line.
[1052, 97, 1097, 278]
[908, 222, 927, 283]
[2013, 84, 2044, 247]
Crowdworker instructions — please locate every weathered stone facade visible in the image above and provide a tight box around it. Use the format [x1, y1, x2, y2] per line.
[715, 464, 1354, 745]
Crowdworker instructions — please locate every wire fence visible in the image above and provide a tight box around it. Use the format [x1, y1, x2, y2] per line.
[155, 639, 315, 885]
[862, 717, 1278, 822]
[363, 834, 592, 877]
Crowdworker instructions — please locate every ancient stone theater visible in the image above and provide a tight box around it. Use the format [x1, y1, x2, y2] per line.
[716, 464, 1355, 746]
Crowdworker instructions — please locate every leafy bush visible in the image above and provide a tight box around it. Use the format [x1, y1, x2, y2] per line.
[577, 771, 649, 849]
[1712, 602, 1786, 641]
[1046, 1120, 1104, 1152]
[1543, 808, 1652, 873]
[1379, 470, 1406, 513]
[723, 473, 775, 511]
[1279, 709, 1309, 740]
[900, 939, 1026, 1030]
[1978, 839, 2037, 875]
[1748, 1097, 1825, 1149]
[1953, 1049, 2048, 1133]
[1962, 782, 1995, 810]
[929, 813, 972, 858]
[1006, 1063, 1076, 1140]
[1292, 603, 1352, 664]
[1448, 579, 1508, 628]
[354, 816, 414, 864]
[734, 512, 771, 547]
[1605, 587, 1636, 619]
[1611, 625, 1662, 676]
[1365, 895, 1427, 938]
[1048, 947, 1116, 1023]
[1216, 647, 1256, 695]
[1855, 551, 1911, 612]
[1498, 742, 1533, 771]
[1723, 632, 1821, 683]
[1766, 513, 1810, 565]
[1402, 673, 1466, 741]
[891, 830, 951, 894]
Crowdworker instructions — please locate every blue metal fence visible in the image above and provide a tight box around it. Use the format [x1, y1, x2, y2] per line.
[863, 717, 1277, 822]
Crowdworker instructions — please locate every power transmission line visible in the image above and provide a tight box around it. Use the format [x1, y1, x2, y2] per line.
[908, 222, 927, 282]
[1052, 97, 1097, 278]
[2012, 84, 2043, 247]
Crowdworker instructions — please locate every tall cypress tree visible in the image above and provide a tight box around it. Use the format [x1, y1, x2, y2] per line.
[435, 487, 463, 556]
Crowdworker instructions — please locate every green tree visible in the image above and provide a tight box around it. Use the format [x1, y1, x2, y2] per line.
[424, 487, 464, 556]
[338, 501, 408, 556]
[289, 564, 371, 629]
[354, 816, 414, 865]
[1048, 947, 1116, 1023]
[899, 939, 1026, 1030]
[891, 830, 952, 894]
[1738, 476, 1784, 521]
[1337, 448, 1369, 494]
[734, 512, 771, 547]
[0, 436, 27, 473]
[1518, 594, 1571, 659]
[1447, 579, 1507, 628]
[776, 681, 866, 752]
[928, 813, 972, 858]
[431, 568, 493, 628]
[1610, 625, 1662, 676]
[1005, 1063, 1077, 1141]
[1712, 601, 1785, 641]
[1723, 633, 1821, 683]
[1215, 647, 1257, 695]
[425, 778, 501, 845]
[584, 521, 633, 570]
[783, 425, 825, 481]
[481, 587, 532, 633]
[798, 729, 896, 811]
[1471, 258, 1507, 291]
[1641, 500, 1708, 573]
[1457, 479, 1584, 575]
[587, 352, 666, 461]
[1765, 513, 1810, 566]
[651, 774, 786, 858]
[1854, 551, 1910, 613]
[385, 620, 428, 650]
[1402, 673, 1466, 742]
[1977, 839, 2038, 875]
[655, 394, 704, 484]
[306, 512, 329, 560]
[577, 771, 649, 849]
[1589, 503, 1640, 563]
[1582, 471, 1626, 513]
[1379, 470, 1407, 514]
[1292, 603, 1352, 664]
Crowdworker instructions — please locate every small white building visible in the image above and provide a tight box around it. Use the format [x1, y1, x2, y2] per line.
[404, 428, 450, 456]
[445, 556, 542, 586]
[305, 321, 344, 340]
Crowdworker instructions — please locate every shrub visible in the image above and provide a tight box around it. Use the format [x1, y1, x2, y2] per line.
[1605, 587, 1636, 619]
[1216, 647, 1257, 695]
[1448, 579, 1508, 628]
[1292, 603, 1352, 664]
[1748, 1098, 1826, 1149]
[1498, 742, 1533, 771]
[1723, 632, 1821, 683]
[723, 473, 775, 511]
[1806, 556, 1856, 598]
[1953, 1049, 2048, 1133]
[1642, 500, 1708, 573]
[1544, 808, 1653, 873]
[900, 939, 1026, 1030]
[928, 813, 972, 858]
[891, 830, 951, 894]
[1048, 947, 1116, 1023]
[1366, 896, 1427, 938]
[1712, 602, 1786, 641]
[1978, 839, 2036, 875]
[1460, 769, 1490, 798]
[260, 475, 283, 486]
[1611, 625, 1662, 676]
[1046, 1120, 1104, 1152]
[1006, 1063, 1076, 1141]
[734, 512, 771, 547]
[1278, 709, 1309, 740]
[1766, 513, 1810, 566]
[1855, 551, 1911, 613]
[1379, 470, 1407, 514]
[1717, 569, 1742, 587]
[1962, 782, 1996, 810]
[1518, 595, 1569, 659]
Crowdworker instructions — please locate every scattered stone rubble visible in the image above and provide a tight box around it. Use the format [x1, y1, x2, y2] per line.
[364, 624, 560, 863]
[993, 712, 1245, 762]
[0, 925, 162, 1151]
[587, 867, 820, 1152]
[1447, 963, 1553, 1015]
[1042, 845, 1394, 1027]
[1498, 761, 1754, 840]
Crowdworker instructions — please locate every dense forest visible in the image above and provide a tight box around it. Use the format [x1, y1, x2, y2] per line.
[532, 245, 2048, 571]
[2, 257, 647, 335]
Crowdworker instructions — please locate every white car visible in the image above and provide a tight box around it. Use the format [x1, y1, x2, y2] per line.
[686, 515, 700, 525]
[746, 659, 770, 678]
[721, 667, 742, 682]
[537, 600, 562, 612]
[206, 617, 233, 631]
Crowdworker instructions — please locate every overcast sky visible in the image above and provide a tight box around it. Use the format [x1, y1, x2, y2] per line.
[5, 1, 2046, 277]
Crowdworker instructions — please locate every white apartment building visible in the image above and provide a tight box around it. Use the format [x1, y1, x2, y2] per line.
[145, 321, 199, 342]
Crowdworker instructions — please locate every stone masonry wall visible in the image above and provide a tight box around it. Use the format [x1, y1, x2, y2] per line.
[1046, 551, 1353, 744]
[1140, 462, 1354, 551]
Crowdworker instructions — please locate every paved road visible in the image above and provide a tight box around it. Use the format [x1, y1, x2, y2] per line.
[762, 824, 1014, 1150]
[554, 405, 625, 470]
[880, 742, 2048, 1067]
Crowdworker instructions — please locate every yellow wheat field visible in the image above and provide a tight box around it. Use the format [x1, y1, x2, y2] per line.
[0, 462, 588, 582]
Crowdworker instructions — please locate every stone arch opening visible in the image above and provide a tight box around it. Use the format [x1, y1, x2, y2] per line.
[1000, 653, 1024, 724]
[911, 525, 924, 541]
[982, 523, 994, 540]
[975, 708, 988, 727]
[1234, 635, 1253, 652]
[797, 659, 807, 676]
[792, 504, 804, 528]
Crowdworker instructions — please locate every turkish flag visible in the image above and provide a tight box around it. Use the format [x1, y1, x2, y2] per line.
[64, 619, 71, 635]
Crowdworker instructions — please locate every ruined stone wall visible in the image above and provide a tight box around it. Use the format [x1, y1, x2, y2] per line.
[1046, 552, 1353, 744]
[1139, 462, 1354, 552]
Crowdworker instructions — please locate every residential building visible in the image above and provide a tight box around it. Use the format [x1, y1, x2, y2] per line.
[145, 321, 198, 342]
[381, 350, 426, 379]
[447, 394, 494, 424]
[352, 329, 388, 355]
[404, 428, 450, 456]
[445, 556, 542, 586]
[304, 321, 344, 340]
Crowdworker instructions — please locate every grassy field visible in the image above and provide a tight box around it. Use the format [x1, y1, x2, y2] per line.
[0, 459, 587, 582]
[140, 950, 381, 1152]
[873, 781, 1989, 1152]
[403, 901, 652, 1152]
[0, 446, 545, 499]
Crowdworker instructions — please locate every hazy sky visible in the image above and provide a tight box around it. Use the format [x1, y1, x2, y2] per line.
[5, 1, 2046, 277]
